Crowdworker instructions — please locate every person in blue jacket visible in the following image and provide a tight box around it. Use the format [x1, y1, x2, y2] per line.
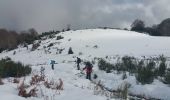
[50, 60, 57, 70]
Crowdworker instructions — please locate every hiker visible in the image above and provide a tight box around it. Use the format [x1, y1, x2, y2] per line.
[83, 62, 93, 80]
[50, 60, 56, 70]
[76, 57, 81, 70]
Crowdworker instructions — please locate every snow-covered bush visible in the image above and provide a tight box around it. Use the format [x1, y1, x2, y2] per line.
[31, 43, 40, 51]
[30, 75, 45, 85]
[122, 72, 127, 80]
[163, 70, 170, 84]
[68, 47, 74, 54]
[44, 78, 64, 90]
[13, 51, 16, 55]
[98, 58, 114, 73]
[93, 74, 98, 79]
[13, 78, 20, 83]
[47, 43, 54, 47]
[56, 35, 64, 40]
[121, 56, 137, 73]
[18, 78, 38, 98]
[136, 64, 154, 84]
[157, 56, 167, 77]
[0, 57, 31, 78]
[117, 82, 131, 99]
[49, 34, 56, 38]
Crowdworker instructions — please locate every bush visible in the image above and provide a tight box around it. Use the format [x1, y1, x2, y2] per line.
[56, 35, 64, 40]
[47, 43, 54, 47]
[122, 72, 127, 80]
[97, 56, 169, 85]
[31, 43, 40, 51]
[0, 57, 31, 78]
[93, 74, 98, 79]
[98, 59, 114, 73]
[68, 47, 74, 54]
[158, 55, 167, 77]
[117, 82, 131, 99]
[136, 66, 154, 84]
[158, 61, 166, 77]
[164, 71, 170, 84]
[121, 56, 137, 73]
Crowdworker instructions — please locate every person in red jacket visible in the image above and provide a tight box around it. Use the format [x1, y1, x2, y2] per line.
[83, 62, 93, 80]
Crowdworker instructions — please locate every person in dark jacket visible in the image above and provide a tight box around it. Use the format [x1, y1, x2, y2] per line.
[83, 62, 93, 80]
[76, 57, 81, 70]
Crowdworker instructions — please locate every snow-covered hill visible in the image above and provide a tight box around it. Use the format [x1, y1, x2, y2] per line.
[0, 29, 170, 100]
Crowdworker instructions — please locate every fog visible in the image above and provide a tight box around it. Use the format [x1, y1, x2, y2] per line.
[0, 0, 170, 33]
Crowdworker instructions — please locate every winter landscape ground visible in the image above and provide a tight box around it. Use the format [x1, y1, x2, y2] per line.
[0, 29, 170, 100]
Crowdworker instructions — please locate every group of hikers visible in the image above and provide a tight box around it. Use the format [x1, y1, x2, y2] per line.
[50, 57, 93, 80]
[76, 57, 93, 80]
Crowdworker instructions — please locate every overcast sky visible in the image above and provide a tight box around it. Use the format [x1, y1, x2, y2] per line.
[0, 0, 170, 33]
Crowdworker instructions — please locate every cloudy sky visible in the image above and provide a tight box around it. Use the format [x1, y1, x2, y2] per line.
[0, 0, 170, 33]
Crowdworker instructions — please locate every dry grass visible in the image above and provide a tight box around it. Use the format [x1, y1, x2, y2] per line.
[30, 74, 45, 85]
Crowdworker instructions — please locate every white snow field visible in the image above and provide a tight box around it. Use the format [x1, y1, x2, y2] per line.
[0, 29, 170, 100]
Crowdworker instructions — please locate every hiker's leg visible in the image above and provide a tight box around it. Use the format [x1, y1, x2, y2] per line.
[52, 64, 54, 70]
[86, 74, 88, 79]
[87, 73, 90, 80]
[77, 63, 80, 70]
[89, 73, 91, 80]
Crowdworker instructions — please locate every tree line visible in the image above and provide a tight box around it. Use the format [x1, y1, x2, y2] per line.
[0, 28, 38, 53]
[131, 18, 170, 36]
[1, 18, 170, 52]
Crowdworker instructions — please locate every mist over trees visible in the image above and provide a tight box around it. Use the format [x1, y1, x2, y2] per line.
[131, 18, 170, 36]
[0, 28, 38, 53]
[0, 18, 170, 52]
[131, 19, 145, 33]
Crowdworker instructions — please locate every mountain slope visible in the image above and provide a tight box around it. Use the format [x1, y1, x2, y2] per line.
[0, 29, 170, 100]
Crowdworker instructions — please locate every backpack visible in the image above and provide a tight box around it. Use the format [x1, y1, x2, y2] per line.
[77, 58, 81, 63]
[86, 65, 92, 73]
[50, 60, 55, 65]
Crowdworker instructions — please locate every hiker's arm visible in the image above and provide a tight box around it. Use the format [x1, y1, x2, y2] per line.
[83, 66, 86, 70]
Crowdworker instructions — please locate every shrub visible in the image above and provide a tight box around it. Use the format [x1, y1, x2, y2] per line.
[68, 47, 74, 54]
[13, 51, 16, 55]
[44, 78, 64, 90]
[31, 43, 40, 51]
[93, 45, 98, 48]
[117, 82, 131, 99]
[93, 74, 98, 79]
[49, 34, 56, 38]
[98, 59, 114, 73]
[136, 66, 154, 84]
[158, 61, 166, 77]
[164, 71, 170, 84]
[0, 58, 31, 78]
[121, 56, 137, 73]
[114, 62, 125, 72]
[157, 55, 167, 77]
[47, 43, 54, 47]
[56, 35, 64, 40]
[122, 72, 127, 80]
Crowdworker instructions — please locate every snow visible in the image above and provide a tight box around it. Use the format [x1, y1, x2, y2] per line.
[0, 29, 170, 100]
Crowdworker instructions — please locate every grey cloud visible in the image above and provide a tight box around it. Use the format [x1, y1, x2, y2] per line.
[0, 0, 170, 33]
